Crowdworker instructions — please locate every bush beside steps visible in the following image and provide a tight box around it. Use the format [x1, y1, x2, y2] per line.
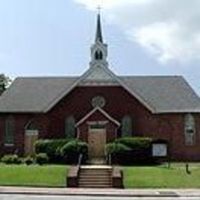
[106, 137, 153, 165]
[35, 138, 88, 164]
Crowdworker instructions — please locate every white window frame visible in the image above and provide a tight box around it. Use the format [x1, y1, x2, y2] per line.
[4, 116, 15, 146]
[184, 114, 196, 146]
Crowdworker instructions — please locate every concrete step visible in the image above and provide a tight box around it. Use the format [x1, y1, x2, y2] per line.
[80, 170, 111, 173]
[79, 177, 111, 181]
[78, 185, 112, 188]
[79, 176, 111, 180]
[80, 173, 111, 176]
[80, 172, 111, 176]
[78, 167, 113, 188]
[80, 170, 112, 173]
[79, 178, 112, 182]
[81, 168, 111, 170]
[79, 182, 112, 186]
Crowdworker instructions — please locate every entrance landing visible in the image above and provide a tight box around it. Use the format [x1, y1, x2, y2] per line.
[81, 165, 112, 169]
[88, 158, 106, 165]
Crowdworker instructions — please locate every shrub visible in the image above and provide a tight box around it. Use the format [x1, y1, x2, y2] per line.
[60, 140, 88, 164]
[36, 153, 49, 165]
[115, 137, 152, 150]
[35, 139, 70, 163]
[106, 142, 131, 155]
[24, 156, 34, 165]
[34, 138, 88, 164]
[60, 140, 88, 155]
[1, 154, 21, 164]
[106, 137, 153, 165]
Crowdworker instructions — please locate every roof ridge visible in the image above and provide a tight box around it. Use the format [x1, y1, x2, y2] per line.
[119, 75, 183, 78]
[16, 76, 79, 79]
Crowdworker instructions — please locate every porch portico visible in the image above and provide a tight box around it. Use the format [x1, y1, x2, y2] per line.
[76, 107, 120, 160]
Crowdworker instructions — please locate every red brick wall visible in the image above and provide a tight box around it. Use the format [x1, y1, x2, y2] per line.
[0, 86, 200, 160]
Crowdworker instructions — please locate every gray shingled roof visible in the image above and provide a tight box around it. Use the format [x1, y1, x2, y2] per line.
[121, 76, 200, 113]
[0, 77, 78, 113]
[0, 75, 200, 113]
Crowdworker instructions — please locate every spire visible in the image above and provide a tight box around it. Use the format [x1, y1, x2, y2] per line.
[95, 11, 103, 43]
[90, 9, 108, 68]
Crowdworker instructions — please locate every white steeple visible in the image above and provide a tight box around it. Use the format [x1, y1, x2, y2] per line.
[90, 12, 108, 68]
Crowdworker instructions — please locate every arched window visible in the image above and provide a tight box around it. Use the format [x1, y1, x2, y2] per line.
[98, 51, 103, 60]
[184, 114, 196, 146]
[95, 50, 103, 60]
[65, 116, 75, 138]
[121, 115, 132, 137]
[5, 116, 15, 145]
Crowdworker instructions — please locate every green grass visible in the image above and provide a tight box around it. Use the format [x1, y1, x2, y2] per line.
[124, 163, 200, 188]
[1, 163, 200, 188]
[0, 164, 68, 187]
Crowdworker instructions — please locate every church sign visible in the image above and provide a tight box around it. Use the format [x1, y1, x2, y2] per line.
[152, 142, 168, 157]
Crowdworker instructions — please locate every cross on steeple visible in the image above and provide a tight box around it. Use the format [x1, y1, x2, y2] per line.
[97, 5, 101, 14]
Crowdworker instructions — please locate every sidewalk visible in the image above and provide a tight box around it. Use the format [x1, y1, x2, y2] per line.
[0, 187, 200, 197]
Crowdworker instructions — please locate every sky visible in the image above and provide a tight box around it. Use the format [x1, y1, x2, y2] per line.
[0, 0, 200, 94]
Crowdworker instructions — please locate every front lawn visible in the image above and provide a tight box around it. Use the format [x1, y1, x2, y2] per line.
[0, 164, 68, 187]
[124, 163, 200, 188]
[1, 163, 200, 188]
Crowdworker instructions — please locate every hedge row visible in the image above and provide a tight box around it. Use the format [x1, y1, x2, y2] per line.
[35, 139, 88, 164]
[106, 137, 153, 165]
[0, 153, 49, 165]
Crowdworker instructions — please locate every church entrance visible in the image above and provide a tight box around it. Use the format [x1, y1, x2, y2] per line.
[88, 124, 106, 160]
[76, 107, 121, 164]
[24, 130, 38, 156]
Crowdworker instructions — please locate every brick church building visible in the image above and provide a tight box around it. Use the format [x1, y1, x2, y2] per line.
[0, 14, 200, 161]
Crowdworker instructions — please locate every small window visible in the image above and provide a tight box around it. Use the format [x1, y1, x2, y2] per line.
[90, 124, 105, 129]
[184, 114, 196, 146]
[121, 115, 132, 137]
[91, 96, 106, 108]
[5, 116, 15, 145]
[65, 116, 75, 138]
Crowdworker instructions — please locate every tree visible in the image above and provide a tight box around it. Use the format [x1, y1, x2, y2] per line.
[0, 74, 11, 94]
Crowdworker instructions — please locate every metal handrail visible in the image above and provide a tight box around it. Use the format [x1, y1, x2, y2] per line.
[78, 153, 83, 167]
[108, 153, 112, 165]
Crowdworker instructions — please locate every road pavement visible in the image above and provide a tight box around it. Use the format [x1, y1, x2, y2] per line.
[0, 194, 200, 200]
[1, 187, 200, 199]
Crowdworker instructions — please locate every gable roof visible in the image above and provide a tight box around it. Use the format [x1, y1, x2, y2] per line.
[78, 66, 155, 112]
[0, 77, 78, 113]
[0, 72, 200, 114]
[121, 76, 200, 113]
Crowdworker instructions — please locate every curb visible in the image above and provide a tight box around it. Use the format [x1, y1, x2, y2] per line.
[0, 188, 200, 198]
[0, 191, 179, 198]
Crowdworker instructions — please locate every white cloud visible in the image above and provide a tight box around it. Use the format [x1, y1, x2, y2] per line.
[74, 0, 200, 64]
[75, 0, 151, 10]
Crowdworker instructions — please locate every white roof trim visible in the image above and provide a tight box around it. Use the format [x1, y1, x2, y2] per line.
[155, 109, 200, 114]
[43, 66, 156, 113]
[76, 107, 120, 127]
[43, 67, 99, 112]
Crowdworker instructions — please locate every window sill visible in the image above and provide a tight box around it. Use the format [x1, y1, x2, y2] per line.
[4, 143, 14, 147]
